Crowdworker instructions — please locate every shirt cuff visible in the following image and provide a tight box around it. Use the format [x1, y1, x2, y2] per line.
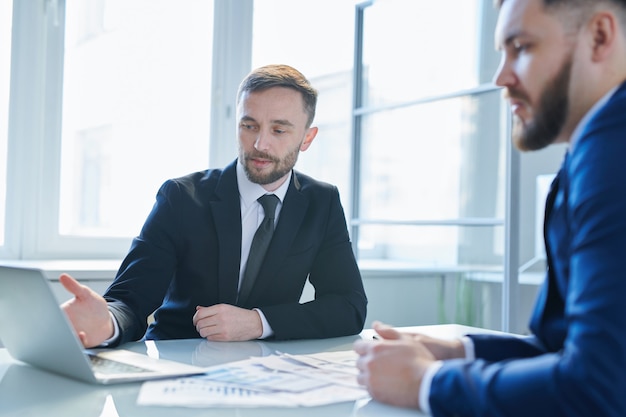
[253, 308, 274, 339]
[419, 360, 443, 414]
[418, 337, 474, 414]
[99, 311, 120, 347]
[461, 335, 475, 360]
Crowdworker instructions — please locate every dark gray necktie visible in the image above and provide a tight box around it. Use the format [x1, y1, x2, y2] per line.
[238, 194, 280, 306]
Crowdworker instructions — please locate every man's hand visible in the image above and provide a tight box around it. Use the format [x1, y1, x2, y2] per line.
[372, 321, 466, 360]
[354, 321, 467, 410]
[59, 273, 114, 348]
[193, 304, 263, 341]
[354, 336, 435, 409]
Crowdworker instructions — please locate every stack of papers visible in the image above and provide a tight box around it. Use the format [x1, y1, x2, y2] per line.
[137, 350, 368, 408]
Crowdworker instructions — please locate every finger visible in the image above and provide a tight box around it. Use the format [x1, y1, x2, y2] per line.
[354, 351, 370, 373]
[192, 305, 215, 326]
[59, 273, 89, 299]
[356, 371, 368, 387]
[201, 325, 225, 341]
[192, 306, 203, 326]
[372, 321, 402, 340]
[77, 331, 89, 348]
[353, 339, 371, 355]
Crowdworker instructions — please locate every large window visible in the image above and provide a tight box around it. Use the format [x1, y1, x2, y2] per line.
[4, 0, 214, 258]
[353, 0, 505, 268]
[350, 0, 514, 330]
[59, 1, 213, 238]
[252, 0, 506, 272]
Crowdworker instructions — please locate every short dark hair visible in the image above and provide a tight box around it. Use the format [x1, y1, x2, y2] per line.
[496, 0, 626, 9]
[496, 0, 626, 31]
[236, 64, 318, 128]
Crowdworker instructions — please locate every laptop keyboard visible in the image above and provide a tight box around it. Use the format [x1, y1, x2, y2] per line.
[88, 354, 151, 374]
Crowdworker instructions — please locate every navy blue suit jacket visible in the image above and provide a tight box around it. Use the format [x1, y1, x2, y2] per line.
[429, 83, 626, 416]
[104, 160, 367, 344]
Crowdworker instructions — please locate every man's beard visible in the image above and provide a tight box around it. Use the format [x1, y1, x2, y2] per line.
[241, 146, 300, 185]
[511, 55, 572, 152]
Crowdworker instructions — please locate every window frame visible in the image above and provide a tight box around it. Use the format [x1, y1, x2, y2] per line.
[350, 0, 521, 331]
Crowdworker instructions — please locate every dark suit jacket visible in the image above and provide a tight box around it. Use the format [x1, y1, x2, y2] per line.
[104, 160, 367, 345]
[428, 83, 626, 416]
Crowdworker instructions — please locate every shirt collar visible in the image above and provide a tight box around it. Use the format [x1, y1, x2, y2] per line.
[236, 160, 291, 208]
[570, 85, 619, 152]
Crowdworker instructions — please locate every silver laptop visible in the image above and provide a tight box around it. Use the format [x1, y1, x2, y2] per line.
[0, 265, 206, 384]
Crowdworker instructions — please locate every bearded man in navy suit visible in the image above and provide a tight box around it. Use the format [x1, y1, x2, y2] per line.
[59, 64, 367, 347]
[355, 0, 626, 415]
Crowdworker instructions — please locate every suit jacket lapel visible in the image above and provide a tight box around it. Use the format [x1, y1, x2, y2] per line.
[210, 162, 242, 304]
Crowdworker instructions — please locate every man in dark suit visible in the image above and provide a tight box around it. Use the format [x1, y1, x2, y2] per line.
[60, 64, 367, 347]
[354, 0, 626, 415]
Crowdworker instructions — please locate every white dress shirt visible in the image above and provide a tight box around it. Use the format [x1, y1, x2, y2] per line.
[418, 336, 475, 414]
[236, 161, 290, 338]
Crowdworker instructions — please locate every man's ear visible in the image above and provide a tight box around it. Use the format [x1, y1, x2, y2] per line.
[588, 11, 618, 62]
[300, 126, 318, 152]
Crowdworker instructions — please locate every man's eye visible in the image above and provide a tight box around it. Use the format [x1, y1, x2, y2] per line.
[274, 129, 285, 134]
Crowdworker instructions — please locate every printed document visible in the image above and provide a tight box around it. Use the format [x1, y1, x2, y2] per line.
[137, 350, 368, 408]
